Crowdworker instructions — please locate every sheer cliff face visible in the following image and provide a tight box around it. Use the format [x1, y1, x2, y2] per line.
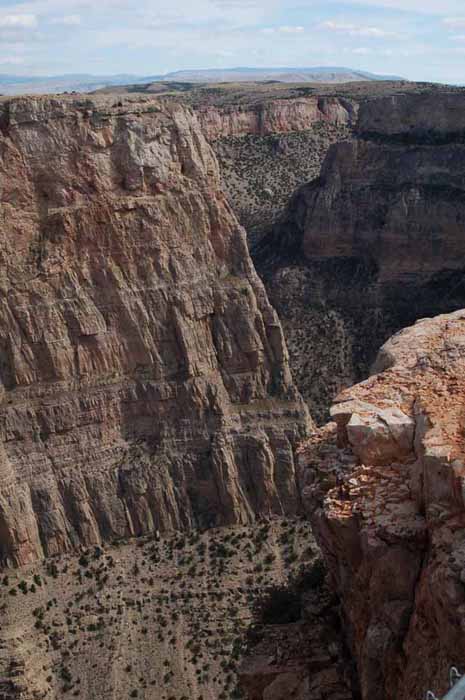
[0, 95, 309, 568]
[304, 93, 465, 276]
[300, 310, 465, 700]
[196, 96, 357, 140]
[257, 90, 465, 421]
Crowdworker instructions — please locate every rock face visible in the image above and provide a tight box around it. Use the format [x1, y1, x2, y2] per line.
[300, 309, 465, 700]
[257, 89, 465, 421]
[197, 97, 357, 141]
[210, 101, 355, 247]
[199, 95, 357, 247]
[0, 94, 310, 568]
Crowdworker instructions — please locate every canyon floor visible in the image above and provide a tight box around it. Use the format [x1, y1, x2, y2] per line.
[0, 518, 349, 700]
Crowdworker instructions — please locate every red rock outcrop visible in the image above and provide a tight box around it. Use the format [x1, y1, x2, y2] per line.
[300, 309, 465, 700]
[197, 97, 357, 141]
[0, 94, 310, 568]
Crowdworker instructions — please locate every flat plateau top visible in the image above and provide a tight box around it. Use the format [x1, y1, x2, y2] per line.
[3, 79, 465, 108]
[92, 79, 465, 107]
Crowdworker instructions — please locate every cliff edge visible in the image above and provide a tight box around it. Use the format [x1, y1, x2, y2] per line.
[300, 309, 465, 700]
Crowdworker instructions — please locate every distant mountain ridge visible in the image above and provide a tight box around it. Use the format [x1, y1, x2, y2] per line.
[161, 66, 404, 83]
[0, 66, 404, 95]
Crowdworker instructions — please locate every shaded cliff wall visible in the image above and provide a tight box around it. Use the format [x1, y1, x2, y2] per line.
[256, 90, 465, 421]
[0, 95, 310, 567]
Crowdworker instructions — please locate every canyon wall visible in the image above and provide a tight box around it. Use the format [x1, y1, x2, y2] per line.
[0, 94, 310, 568]
[196, 96, 357, 141]
[256, 89, 465, 421]
[190, 91, 358, 247]
[300, 309, 465, 700]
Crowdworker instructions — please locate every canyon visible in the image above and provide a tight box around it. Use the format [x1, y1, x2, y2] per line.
[1, 80, 465, 700]
[192, 82, 465, 422]
[259, 89, 465, 421]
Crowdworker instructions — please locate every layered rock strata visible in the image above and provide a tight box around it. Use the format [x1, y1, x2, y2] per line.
[196, 97, 357, 141]
[206, 96, 357, 246]
[300, 309, 465, 700]
[0, 95, 309, 568]
[257, 89, 465, 420]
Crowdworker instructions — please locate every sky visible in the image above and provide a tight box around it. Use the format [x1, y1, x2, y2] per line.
[0, 0, 465, 84]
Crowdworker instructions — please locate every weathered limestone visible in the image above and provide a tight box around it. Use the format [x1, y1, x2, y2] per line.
[196, 96, 357, 141]
[301, 310, 465, 700]
[0, 94, 310, 567]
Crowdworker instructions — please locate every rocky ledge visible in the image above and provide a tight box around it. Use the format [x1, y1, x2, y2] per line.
[0, 94, 310, 568]
[299, 309, 465, 700]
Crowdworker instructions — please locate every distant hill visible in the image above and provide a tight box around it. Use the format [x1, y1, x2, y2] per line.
[0, 73, 162, 96]
[160, 67, 404, 83]
[0, 67, 403, 96]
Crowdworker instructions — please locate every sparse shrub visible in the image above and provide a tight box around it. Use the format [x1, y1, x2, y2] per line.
[47, 562, 59, 578]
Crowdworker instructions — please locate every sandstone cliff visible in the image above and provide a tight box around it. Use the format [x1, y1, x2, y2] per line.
[0, 94, 309, 568]
[300, 309, 465, 700]
[256, 88, 465, 420]
[196, 97, 357, 141]
[208, 98, 355, 247]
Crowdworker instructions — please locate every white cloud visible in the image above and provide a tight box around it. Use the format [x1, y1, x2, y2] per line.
[260, 25, 304, 35]
[321, 20, 402, 39]
[278, 25, 304, 34]
[0, 0, 458, 82]
[350, 0, 464, 12]
[50, 15, 81, 26]
[0, 14, 37, 29]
